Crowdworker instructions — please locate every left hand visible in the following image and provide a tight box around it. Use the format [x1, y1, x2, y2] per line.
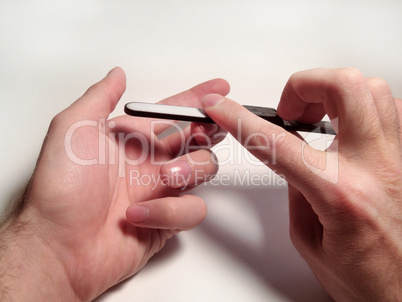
[0, 67, 229, 301]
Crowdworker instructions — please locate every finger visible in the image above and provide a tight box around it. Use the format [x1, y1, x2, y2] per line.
[202, 94, 328, 192]
[159, 122, 227, 157]
[396, 98, 402, 141]
[277, 68, 383, 141]
[153, 78, 230, 135]
[159, 149, 218, 189]
[190, 122, 227, 146]
[366, 77, 400, 145]
[291, 103, 327, 124]
[159, 78, 230, 107]
[64, 67, 126, 121]
[288, 184, 323, 254]
[42, 68, 126, 168]
[126, 194, 207, 230]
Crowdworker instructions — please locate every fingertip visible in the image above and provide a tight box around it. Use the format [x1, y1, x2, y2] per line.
[67, 67, 127, 120]
[160, 160, 193, 188]
[190, 122, 227, 146]
[103, 66, 127, 100]
[201, 95, 249, 132]
[195, 123, 219, 137]
[191, 78, 230, 98]
[107, 66, 125, 77]
[202, 93, 225, 108]
[213, 78, 231, 96]
[125, 196, 208, 230]
[126, 205, 149, 224]
[277, 91, 301, 121]
[181, 194, 208, 223]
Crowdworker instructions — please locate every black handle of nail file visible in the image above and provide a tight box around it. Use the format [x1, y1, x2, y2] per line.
[243, 105, 336, 135]
[124, 102, 336, 135]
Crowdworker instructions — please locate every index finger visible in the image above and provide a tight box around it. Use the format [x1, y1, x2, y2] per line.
[202, 94, 343, 218]
[201, 94, 327, 191]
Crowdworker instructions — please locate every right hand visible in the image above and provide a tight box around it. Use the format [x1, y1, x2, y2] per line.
[202, 68, 402, 301]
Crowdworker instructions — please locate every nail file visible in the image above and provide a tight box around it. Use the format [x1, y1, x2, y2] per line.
[124, 102, 335, 135]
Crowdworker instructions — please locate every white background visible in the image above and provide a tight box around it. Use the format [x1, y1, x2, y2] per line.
[1, 1, 401, 301]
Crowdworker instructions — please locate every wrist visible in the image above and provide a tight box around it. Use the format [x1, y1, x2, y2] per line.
[0, 218, 78, 301]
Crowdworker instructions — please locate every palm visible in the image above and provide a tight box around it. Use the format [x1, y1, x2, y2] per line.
[22, 69, 230, 300]
[49, 115, 184, 299]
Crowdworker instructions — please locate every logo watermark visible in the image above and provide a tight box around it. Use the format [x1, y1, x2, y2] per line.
[63, 117, 338, 185]
[128, 168, 287, 190]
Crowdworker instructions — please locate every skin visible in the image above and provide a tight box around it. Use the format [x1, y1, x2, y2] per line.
[202, 68, 402, 301]
[0, 67, 230, 301]
[1, 67, 401, 301]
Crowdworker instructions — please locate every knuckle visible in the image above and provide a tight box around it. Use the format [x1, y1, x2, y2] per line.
[244, 127, 271, 148]
[50, 112, 63, 127]
[85, 81, 114, 102]
[83, 82, 99, 96]
[367, 77, 392, 96]
[333, 67, 366, 92]
[326, 176, 379, 225]
[49, 110, 70, 131]
[163, 204, 177, 223]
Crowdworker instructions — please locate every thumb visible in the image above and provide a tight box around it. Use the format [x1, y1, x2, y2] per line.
[38, 67, 127, 174]
[62, 67, 126, 121]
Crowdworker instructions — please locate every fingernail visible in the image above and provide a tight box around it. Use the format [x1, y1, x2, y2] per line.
[162, 161, 192, 188]
[127, 205, 149, 223]
[200, 123, 219, 136]
[202, 94, 224, 108]
[107, 66, 119, 76]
